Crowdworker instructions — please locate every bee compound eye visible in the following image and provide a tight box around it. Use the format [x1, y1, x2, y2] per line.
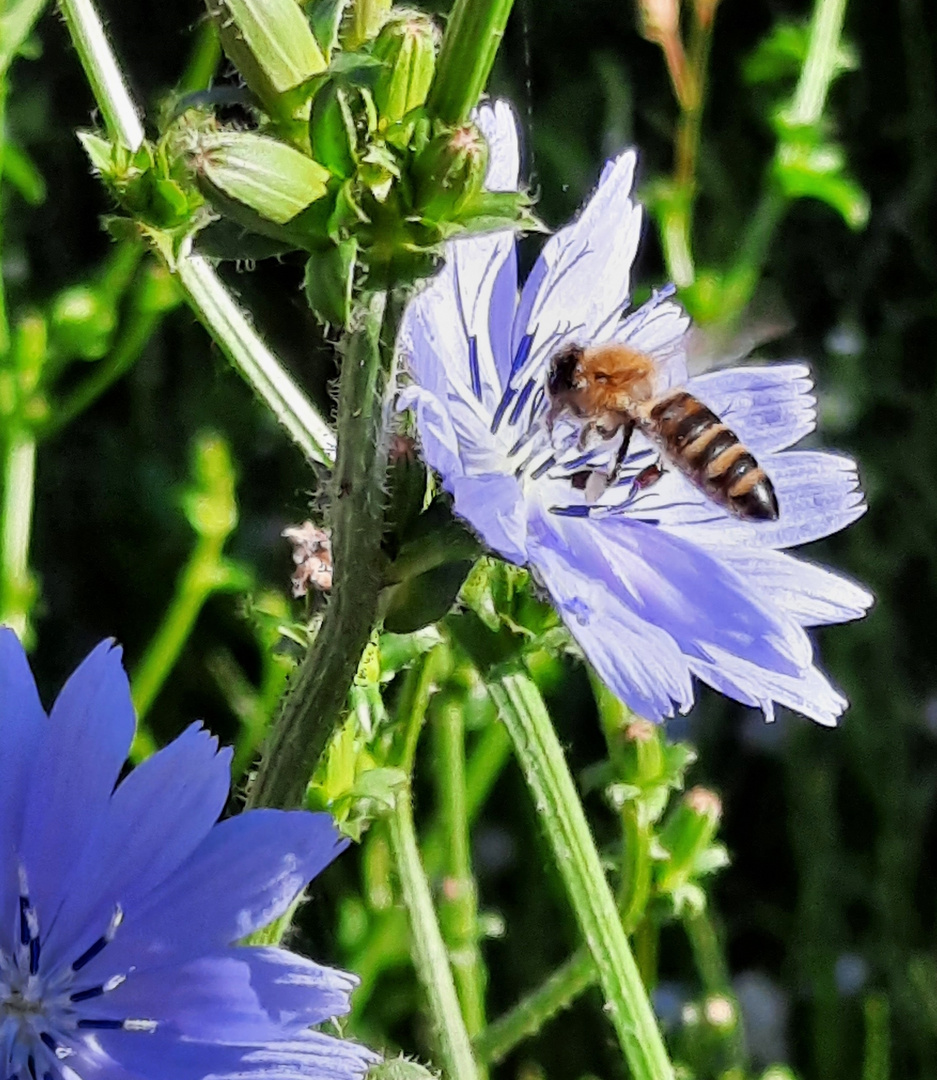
[547, 345, 583, 394]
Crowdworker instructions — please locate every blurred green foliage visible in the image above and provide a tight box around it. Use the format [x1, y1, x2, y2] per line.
[3, 0, 937, 1077]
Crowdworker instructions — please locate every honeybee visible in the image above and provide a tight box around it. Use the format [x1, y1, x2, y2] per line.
[546, 342, 779, 521]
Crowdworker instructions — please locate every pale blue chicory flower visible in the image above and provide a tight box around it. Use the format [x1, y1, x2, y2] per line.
[0, 630, 376, 1080]
[399, 102, 873, 725]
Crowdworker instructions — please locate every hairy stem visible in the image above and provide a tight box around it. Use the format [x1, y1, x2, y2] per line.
[248, 290, 400, 810]
[0, 427, 37, 640]
[489, 669, 674, 1080]
[474, 948, 596, 1065]
[389, 649, 481, 1080]
[435, 694, 488, 1051]
[428, 0, 516, 124]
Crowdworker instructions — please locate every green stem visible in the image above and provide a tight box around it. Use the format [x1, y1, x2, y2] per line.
[247, 290, 400, 810]
[786, 0, 849, 126]
[427, 0, 516, 124]
[0, 427, 37, 640]
[489, 669, 674, 1080]
[56, 0, 144, 149]
[388, 650, 481, 1080]
[129, 535, 236, 760]
[0, 79, 10, 359]
[54, 0, 337, 469]
[474, 948, 596, 1065]
[43, 293, 161, 440]
[683, 908, 746, 1070]
[434, 695, 488, 1049]
[175, 254, 335, 468]
[861, 993, 890, 1080]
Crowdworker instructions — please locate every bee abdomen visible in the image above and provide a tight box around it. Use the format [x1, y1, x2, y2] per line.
[645, 391, 779, 521]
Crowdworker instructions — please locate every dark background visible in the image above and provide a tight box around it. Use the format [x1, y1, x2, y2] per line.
[8, 0, 937, 1075]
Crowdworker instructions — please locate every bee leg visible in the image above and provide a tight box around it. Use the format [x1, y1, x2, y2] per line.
[610, 420, 635, 480]
[633, 459, 665, 491]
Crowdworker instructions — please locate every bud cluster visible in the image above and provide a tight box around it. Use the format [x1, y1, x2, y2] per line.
[79, 0, 535, 326]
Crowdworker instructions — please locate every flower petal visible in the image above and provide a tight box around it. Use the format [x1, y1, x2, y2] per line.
[510, 150, 642, 387]
[80, 948, 356, 1039]
[451, 473, 528, 564]
[703, 546, 873, 627]
[654, 450, 866, 549]
[41, 725, 233, 972]
[87, 1029, 376, 1080]
[22, 641, 135, 933]
[690, 645, 848, 727]
[688, 364, 816, 454]
[527, 504, 694, 719]
[97, 812, 345, 973]
[475, 99, 520, 193]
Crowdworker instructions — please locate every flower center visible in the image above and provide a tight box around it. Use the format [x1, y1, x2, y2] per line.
[0, 867, 157, 1080]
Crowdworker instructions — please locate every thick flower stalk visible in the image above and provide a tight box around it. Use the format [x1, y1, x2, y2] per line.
[400, 102, 872, 725]
[0, 629, 375, 1080]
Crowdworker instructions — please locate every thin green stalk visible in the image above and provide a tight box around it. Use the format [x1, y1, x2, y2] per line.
[388, 650, 481, 1080]
[683, 909, 746, 1071]
[129, 534, 239, 760]
[862, 993, 891, 1080]
[0, 80, 10, 359]
[56, 0, 144, 149]
[474, 947, 595, 1065]
[43, 292, 162, 439]
[489, 669, 674, 1080]
[0, 427, 37, 640]
[434, 695, 488, 1050]
[787, 0, 849, 127]
[247, 290, 401, 810]
[55, 0, 338, 468]
[727, 0, 850, 316]
[427, 0, 515, 124]
[176, 254, 335, 468]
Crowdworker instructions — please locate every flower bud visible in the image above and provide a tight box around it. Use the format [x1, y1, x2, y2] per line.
[655, 785, 723, 894]
[619, 718, 665, 787]
[638, 0, 680, 43]
[193, 130, 330, 224]
[372, 12, 439, 127]
[50, 286, 116, 361]
[412, 123, 488, 222]
[205, 0, 325, 119]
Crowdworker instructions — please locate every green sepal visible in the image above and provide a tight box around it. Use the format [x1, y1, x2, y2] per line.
[194, 130, 330, 224]
[303, 238, 358, 326]
[206, 0, 326, 117]
[366, 1058, 438, 1080]
[772, 129, 869, 230]
[412, 121, 488, 222]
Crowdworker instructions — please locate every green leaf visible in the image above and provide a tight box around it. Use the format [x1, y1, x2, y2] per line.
[4, 143, 46, 205]
[77, 130, 116, 175]
[383, 560, 475, 633]
[774, 137, 870, 229]
[0, 0, 47, 72]
[744, 20, 858, 87]
[196, 131, 330, 224]
[308, 0, 348, 56]
[304, 238, 357, 326]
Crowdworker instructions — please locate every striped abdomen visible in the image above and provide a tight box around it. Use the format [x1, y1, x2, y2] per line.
[639, 390, 779, 521]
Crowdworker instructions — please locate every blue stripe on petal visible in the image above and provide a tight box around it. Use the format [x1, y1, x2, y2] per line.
[468, 337, 482, 400]
[509, 333, 534, 381]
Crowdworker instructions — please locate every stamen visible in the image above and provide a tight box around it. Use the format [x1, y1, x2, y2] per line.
[76, 1017, 159, 1034]
[491, 388, 516, 434]
[508, 379, 535, 426]
[531, 456, 556, 480]
[71, 906, 123, 973]
[509, 333, 534, 381]
[18, 865, 41, 974]
[27, 1054, 36, 1080]
[467, 337, 482, 400]
[550, 505, 592, 517]
[69, 987, 104, 1004]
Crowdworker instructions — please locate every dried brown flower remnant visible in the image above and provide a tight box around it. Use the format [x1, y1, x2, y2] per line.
[283, 521, 332, 596]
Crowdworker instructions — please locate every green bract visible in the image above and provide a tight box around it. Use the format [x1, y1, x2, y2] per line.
[194, 131, 331, 224]
[412, 122, 487, 222]
[205, 0, 326, 122]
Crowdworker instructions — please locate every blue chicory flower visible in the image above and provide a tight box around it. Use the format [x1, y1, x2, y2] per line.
[399, 101, 873, 726]
[0, 630, 376, 1080]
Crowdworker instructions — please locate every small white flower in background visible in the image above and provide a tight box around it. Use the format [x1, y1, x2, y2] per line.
[398, 100, 872, 726]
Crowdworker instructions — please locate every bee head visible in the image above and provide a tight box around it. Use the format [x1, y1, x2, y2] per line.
[547, 344, 584, 398]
